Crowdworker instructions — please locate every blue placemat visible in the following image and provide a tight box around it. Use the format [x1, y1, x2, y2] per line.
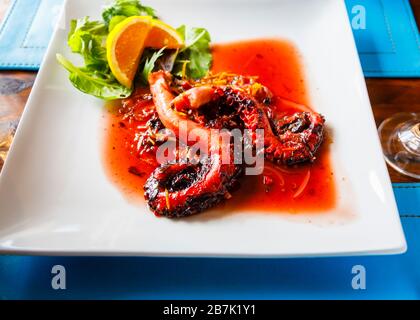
[393, 183, 420, 217]
[346, 0, 420, 77]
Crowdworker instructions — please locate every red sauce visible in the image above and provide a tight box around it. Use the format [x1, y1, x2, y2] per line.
[102, 93, 158, 203]
[102, 39, 336, 213]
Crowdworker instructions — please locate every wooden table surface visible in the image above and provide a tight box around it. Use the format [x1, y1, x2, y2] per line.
[0, 0, 419, 182]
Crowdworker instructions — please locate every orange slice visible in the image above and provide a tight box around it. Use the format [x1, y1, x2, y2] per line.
[106, 16, 153, 88]
[107, 17, 184, 88]
[145, 19, 184, 49]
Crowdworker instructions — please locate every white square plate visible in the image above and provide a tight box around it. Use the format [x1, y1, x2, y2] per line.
[0, 0, 406, 256]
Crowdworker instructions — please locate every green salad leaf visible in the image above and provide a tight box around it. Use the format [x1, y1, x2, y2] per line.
[140, 47, 166, 84]
[174, 25, 212, 79]
[57, 16, 132, 100]
[108, 15, 127, 32]
[102, 0, 157, 26]
[57, 54, 132, 100]
[67, 17, 108, 69]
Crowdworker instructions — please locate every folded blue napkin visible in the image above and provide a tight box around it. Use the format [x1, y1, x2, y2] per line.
[0, 0, 64, 70]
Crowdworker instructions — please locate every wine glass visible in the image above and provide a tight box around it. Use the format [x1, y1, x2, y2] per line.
[378, 112, 420, 179]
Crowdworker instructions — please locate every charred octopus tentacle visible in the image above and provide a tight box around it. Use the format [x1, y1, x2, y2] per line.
[146, 71, 241, 218]
[266, 112, 325, 165]
[144, 156, 242, 218]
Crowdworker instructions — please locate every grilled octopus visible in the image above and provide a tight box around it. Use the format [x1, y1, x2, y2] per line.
[145, 72, 241, 218]
[144, 71, 325, 218]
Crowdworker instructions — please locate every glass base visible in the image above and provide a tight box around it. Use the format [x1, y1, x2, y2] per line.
[378, 112, 420, 180]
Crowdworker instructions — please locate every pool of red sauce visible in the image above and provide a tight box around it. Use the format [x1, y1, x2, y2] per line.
[102, 39, 336, 213]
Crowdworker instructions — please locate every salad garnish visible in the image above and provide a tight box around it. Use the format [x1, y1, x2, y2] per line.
[57, 0, 212, 100]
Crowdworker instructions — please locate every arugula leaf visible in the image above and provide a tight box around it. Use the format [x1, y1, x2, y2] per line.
[68, 17, 108, 69]
[57, 54, 132, 100]
[58, 17, 131, 100]
[102, 0, 157, 26]
[177, 25, 208, 49]
[108, 15, 127, 32]
[140, 47, 166, 84]
[174, 26, 212, 79]
[59, 16, 133, 100]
